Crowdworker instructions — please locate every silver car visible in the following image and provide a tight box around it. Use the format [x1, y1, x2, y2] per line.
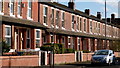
[91, 50, 116, 65]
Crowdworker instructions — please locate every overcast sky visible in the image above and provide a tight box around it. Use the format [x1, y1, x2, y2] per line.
[58, 0, 120, 18]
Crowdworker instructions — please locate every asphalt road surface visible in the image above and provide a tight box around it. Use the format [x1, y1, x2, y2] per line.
[38, 57, 120, 68]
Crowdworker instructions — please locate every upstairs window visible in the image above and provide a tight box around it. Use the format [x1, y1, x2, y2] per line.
[98, 23, 100, 33]
[28, 0, 32, 18]
[43, 6, 48, 25]
[18, 0, 22, 16]
[62, 12, 65, 28]
[76, 17, 79, 30]
[80, 18, 82, 31]
[90, 21, 92, 32]
[10, 0, 14, 15]
[0, 0, 3, 13]
[84, 19, 86, 32]
[56, 10, 60, 27]
[72, 15, 74, 29]
[51, 9, 54, 26]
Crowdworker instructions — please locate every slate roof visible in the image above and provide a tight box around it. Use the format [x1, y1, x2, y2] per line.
[0, 15, 47, 29]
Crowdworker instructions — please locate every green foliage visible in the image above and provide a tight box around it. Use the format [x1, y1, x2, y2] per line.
[110, 41, 120, 52]
[0, 40, 10, 55]
[82, 50, 90, 53]
[64, 48, 75, 53]
[40, 43, 64, 54]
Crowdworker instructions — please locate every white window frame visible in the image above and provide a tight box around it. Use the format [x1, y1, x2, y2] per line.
[9, 0, 15, 17]
[77, 37, 80, 50]
[71, 14, 75, 31]
[79, 17, 82, 32]
[89, 20, 93, 34]
[35, 29, 41, 48]
[5, 25, 11, 46]
[61, 11, 65, 30]
[83, 18, 86, 33]
[55, 9, 60, 29]
[68, 36, 71, 48]
[51, 7, 54, 28]
[76, 16, 79, 32]
[17, 0, 22, 18]
[0, 0, 4, 15]
[43, 5, 48, 26]
[27, 0, 33, 20]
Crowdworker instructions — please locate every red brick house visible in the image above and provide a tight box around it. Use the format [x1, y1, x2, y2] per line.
[0, 0, 120, 52]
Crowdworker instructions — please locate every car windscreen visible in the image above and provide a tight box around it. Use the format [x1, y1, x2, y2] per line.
[95, 51, 109, 55]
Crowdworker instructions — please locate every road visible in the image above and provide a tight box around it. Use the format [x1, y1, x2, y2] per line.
[38, 57, 120, 68]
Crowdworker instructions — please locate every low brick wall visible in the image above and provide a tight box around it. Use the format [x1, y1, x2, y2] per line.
[55, 53, 75, 64]
[47, 53, 75, 64]
[114, 52, 120, 57]
[82, 53, 93, 61]
[0, 55, 39, 67]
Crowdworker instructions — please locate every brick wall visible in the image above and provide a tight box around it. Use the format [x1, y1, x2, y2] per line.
[1, 55, 39, 67]
[82, 53, 93, 61]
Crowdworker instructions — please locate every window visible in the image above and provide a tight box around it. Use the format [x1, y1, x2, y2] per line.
[68, 37, 71, 48]
[43, 6, 48, 25]
[62, 37, 65, 44]
[98, 23, 100, 33]
[78, 38, 80, 50]
[77, 17, 79, 30]
[56, 10, 60, 27]
[72, 15, 74, 29]
[28, 0, 32, 18]
[5, 25, 11, 46]
[18, 0, 22, 17]
[43, 36, 47, 44]
[80, 18, 82, 31]
[90, 21, 92, 32]
[62, 12, 65, 28]
[84, 19, 86, 31]
[26, 29, 30, 48]
[10, 0, 14, 15]
[36, 29, 40, 48]
[51, 35, 54, 43]
[0, 0, 3, 13]
[51, 9, 54, 26]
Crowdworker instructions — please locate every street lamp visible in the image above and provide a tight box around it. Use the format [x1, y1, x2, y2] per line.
[105, 0, 107, 49]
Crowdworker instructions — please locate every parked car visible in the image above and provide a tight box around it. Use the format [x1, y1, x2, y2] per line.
[91, 50, 116, 65]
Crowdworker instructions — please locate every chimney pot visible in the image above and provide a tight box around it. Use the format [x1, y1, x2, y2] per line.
[68, 0, 75, 9]
[97, 12, 101, 19]
[111, 14, 115, 20]
[85, 9, 90, 15]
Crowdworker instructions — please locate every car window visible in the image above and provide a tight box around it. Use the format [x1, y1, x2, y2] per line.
[95, 51, 109, 55]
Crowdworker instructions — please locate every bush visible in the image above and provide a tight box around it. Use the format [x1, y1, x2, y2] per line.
[82, 50, 90, 53]
[0, 40, 10, 55]
[64, 48, 75, 53]
[40, 43, 64, 54]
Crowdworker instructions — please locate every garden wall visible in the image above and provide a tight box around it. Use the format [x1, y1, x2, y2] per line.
[0, 55, 39, 68]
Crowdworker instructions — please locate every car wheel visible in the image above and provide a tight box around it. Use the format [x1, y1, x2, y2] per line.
[108, 59, 111, 66]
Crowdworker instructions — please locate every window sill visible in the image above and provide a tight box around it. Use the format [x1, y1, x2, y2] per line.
[10, 14, 15, 17]
[62, 27, 65, 30]
[27, 17, 33, 21]
[43, 23, 48, 26]
[0, 12, 4, 15]
[17, 15, 22, 18]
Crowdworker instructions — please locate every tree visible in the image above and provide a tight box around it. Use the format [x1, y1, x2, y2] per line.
[110, 41, 120, 52]
[0, 40, 10, 55]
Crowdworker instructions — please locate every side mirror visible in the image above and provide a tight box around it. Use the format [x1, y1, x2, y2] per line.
[92, 54, 95, 56]
[109, 53, 112, 56]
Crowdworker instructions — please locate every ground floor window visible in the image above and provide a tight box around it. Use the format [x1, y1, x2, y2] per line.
[78, 38, 80, 50]
[5, 25, 11, 46]
[36, 29, 41, 48]
[26, 29, 31, 48]
[68, 36, 71, 48]
[51, 35, 54, 43]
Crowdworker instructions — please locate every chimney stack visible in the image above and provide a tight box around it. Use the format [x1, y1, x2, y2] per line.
[68, 0, 75, 9]
[111, 14, 115, 20]
[97, 12, 101, 19]
[85, 9, 90, 15]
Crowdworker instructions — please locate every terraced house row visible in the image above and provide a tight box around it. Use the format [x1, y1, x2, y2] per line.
[0, 0, 120, 52]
